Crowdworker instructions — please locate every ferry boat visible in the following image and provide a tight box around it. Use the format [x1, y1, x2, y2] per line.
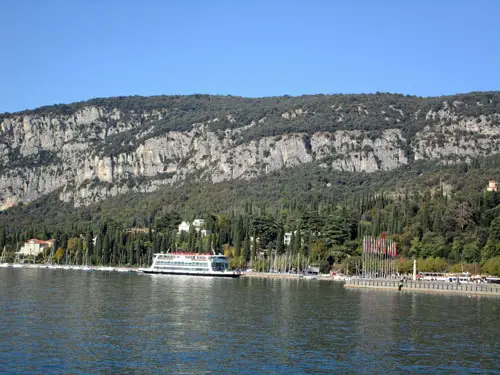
[138, 252, 241, 278]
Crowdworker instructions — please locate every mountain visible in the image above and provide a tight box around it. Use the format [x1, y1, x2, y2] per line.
[1, 92, 499, 214]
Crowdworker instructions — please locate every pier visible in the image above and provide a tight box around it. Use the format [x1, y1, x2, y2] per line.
[344, 278, 500, 296]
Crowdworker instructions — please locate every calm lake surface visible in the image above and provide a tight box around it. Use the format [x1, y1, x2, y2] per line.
[0, 269, 499, 374]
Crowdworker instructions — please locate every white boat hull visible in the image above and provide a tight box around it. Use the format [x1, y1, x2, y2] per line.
[141, 269, 241, 278]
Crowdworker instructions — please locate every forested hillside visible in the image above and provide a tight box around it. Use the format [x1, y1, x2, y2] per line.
[1, 153, 500, 276]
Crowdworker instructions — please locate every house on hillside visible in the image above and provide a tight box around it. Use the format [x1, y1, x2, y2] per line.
[178, 221, 191, 233]
[487, 180, 498, 192]
[284, 231, 307, 246]
[178, 219, 209, 236]
[17, 239, 55, 257]
[192, 219, 205, 230]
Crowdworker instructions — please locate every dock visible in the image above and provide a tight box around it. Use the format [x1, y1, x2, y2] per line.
[344, 278, 500, 296]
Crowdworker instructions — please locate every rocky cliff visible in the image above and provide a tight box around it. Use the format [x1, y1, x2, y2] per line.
[1, 93, 499, 209]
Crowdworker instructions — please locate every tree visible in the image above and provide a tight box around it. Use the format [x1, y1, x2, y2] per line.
[85, 231, 93, 265]
[432, 209, 443, 233]
[418, 232, 448, 258]
[76, 237, 83, 264]
[463, 242, 480, 263]
[102, 233, 110, 265]
[450, 236, 465, 263]
[310, 239, 327, 263]
[250, 231, 257, 264]
[0, 226, 5, 251]
[482, 256, 500, 276]
[482, 217, 500, 261]
[276, 227, 284, 255]
[67, 237, 79, 264]
[418, 257, 448, 272]
[242, 233, 250, 261]
[292, 227, 302, 255]
[233, 218, 242, 257]
[128, 238, 135, 265]
[187, 226, 197, 251]
[323, 214, 349, 246]
[251, 216, 278, 248]
[154, 212, 182, 233]
[93, 235, 102, 265]
[54, 247, 65, 264]
[456, 201, 474, 232]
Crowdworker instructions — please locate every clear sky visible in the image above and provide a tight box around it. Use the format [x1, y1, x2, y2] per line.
[1, 0, 499, 113]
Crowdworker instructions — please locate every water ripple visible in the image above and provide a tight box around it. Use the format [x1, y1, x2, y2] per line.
[0, 269, 499, 374]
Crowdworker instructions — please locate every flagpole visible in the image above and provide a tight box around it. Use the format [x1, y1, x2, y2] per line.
[368, 236, 371, 278]
[383, 237, 386, 278]
[387, 239, 390, 278]
[390, 240, 394, 278]
[362, 236, 364, 278]
[370, 236, 373, 278]
[364, 236, 367, 278]
[385, 238, 388, 278]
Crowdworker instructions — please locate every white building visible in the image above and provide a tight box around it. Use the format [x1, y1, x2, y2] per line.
[178, 221, 191, 233]
[192, 219, 205, 229]
[487, 180, 498, 192]
[17, 239, 55, 257]
[178, 219, 209, 236]
[284, 231, 306, 246]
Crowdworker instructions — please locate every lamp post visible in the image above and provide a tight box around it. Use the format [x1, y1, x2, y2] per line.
[412, 258, 417, 281]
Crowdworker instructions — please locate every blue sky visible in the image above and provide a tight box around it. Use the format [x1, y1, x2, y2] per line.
[1, 0, 499, 113]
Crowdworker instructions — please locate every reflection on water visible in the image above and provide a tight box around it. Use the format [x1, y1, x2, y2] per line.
[0, 269, 498, 374]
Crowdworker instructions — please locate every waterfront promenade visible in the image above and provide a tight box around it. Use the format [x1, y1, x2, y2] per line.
[241, 271, 347, 281]
[345, 278, 500, 296]
[241, 272, 310, 280]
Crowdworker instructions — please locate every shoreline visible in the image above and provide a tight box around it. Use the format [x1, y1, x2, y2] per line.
[0, 263, 137, 273]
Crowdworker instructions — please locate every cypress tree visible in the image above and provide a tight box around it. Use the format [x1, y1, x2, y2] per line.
[276, 227, 284, 255]
[242, 232, 250, 261]
[160, 236, 168, 253]
[0, 226, 5, 251]
[293, 227, 302, 255]
[250, 231, 257, 264]
[170, 229, 177, 251]
[186, 227, 192, 250]
[76, 237, 83, 265]
[483, 217, 500, 260]
[128, 238, 135, 265]
[234, 230, 241, 257]
[85, 231, 93, 265]
[432, 209, 443, 234]
[134, 240, 141, 266]
[112, 232, 120, 265]
[102, 233, 110, 265]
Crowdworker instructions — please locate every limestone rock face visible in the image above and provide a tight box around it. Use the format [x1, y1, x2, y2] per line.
[0, 97, 499, 209]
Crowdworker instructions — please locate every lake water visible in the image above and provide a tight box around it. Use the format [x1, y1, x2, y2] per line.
[0, 269, 499, 374]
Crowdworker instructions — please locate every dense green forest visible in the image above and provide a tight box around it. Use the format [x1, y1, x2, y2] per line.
[1, 155, 500, 276]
